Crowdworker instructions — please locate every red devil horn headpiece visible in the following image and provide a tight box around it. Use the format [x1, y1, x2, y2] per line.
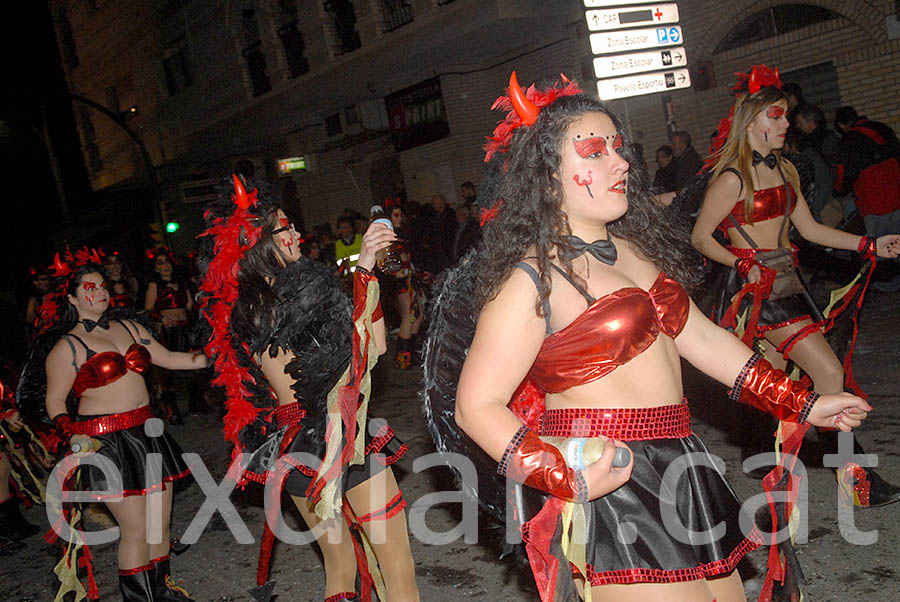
[233, 174, 250, 209]
[509, 71, 539, 126]
[745, 64, 782, 95]
[51, 252, 71, 277]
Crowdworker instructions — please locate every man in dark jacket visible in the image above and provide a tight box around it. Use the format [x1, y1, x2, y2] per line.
[653, 145, 679, 193]
[415, 193, 457, 275]
[671, 130, 704, 191]
[451, 203, 481, 262]
[834, 106, 900, 290]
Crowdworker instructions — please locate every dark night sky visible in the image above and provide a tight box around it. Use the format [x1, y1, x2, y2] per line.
[1, 2, 90, 356]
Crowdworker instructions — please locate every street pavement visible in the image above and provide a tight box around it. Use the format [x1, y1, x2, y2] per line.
[3, 289, 899, 601]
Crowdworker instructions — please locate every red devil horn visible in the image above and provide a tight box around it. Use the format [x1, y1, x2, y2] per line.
[748, 67, 760, 95]
[560, 73, 570, 84]
[774, 67, 781, 87]
[509, 71, 539, 126]
[52, 253, 69, 276]
[233, 174, 250, 210]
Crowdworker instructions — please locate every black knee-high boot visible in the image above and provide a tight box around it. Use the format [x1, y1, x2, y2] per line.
[150, 555, 193, 601]
[820, 429, 900, 507]
[0, 495, 40, 541]
[119, 565, 154, 601]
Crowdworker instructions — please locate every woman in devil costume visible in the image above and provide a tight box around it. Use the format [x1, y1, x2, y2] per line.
[145, 250, 194, 424]
[424, 72, 871, 602]
[380, 197, 425, 369]
[199, 177, 419, 602]
[692, 65, 900, 508]
[36, 248, 207, 601]
[104, 252, 140, 309]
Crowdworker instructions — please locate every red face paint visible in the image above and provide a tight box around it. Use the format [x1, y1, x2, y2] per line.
[83, 282, 97, 291]
[766, 106, 784, 120]
[573, 171, 593, 187]
[612, 133, 623, 150]
[573, 137, 608, 158]
[280, 217, 290, 229]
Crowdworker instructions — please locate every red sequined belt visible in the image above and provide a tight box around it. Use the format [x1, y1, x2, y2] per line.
[72, 405, 153, 436]
[540, 401, 692, 441]
[273, 402, 306, 428]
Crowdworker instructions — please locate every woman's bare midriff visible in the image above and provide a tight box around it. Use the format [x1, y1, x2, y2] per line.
[726, 214, 791, 250]
[76, 371, 151, 416]
[544, 335, 684, 411]
[160, 307, 189, 325]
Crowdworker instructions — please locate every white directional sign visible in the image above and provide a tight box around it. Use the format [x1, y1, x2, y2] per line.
[590, 25, 683, 55]
[597, 68, 691, 100]
[585, 3, 679, 32]
[584, 0, 658, 6]
[593, 46, 686, 78]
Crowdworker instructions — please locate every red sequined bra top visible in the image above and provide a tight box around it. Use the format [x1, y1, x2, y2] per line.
[720, 168, 795, 228]
[65, 322, 152, 397]
[516, 265, 689, 394]
[154, 282, 189, 311]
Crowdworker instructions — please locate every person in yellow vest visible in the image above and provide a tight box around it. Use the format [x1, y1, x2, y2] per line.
[334, 216, 363, 277]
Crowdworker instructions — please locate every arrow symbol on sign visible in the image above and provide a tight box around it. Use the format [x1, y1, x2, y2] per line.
[593, 15, 600, 26]
[678, 73, 686, 83]
[674, 51, 683, 61]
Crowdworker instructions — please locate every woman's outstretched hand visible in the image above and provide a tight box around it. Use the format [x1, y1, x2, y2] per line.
[582, 438, 634, 501]
[807, 392, 872, 431]
[876, 234, 900, 259]
[357, 222, 398, 271]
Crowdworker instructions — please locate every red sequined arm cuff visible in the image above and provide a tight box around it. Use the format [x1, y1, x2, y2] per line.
[734, 257, 760, 280]
[51, 414, 74, 438]
[728, 353, 817, 423]
[858, 236, 876, 258]
[497, 425, 587, 503]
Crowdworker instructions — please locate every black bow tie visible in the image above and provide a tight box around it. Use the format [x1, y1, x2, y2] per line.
[752, 151, 777, 169]
[80, 315, 110, 332]
[564, 235, 618, 266]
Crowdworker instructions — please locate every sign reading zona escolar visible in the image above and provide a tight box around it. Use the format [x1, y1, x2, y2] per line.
[597, 68, 691, 100]
[589, 25, 683, 54]
[593, 46, 686, 79]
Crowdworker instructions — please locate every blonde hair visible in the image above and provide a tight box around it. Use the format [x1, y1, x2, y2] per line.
[709, 86, 799, 224]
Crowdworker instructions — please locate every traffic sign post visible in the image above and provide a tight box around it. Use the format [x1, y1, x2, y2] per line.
[589, 25, 683, 55]
[584, 0, 659, 6]
[585, 3, 679, 32]
[593, 46, 686, 78]
[584, 1, 691, 101]
[597, 68, 690, 100]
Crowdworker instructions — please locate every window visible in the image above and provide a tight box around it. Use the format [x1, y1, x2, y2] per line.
[381, 0, 413, 32]
[714, 4, 838, 54]
[78, 106, 102, 173]
[324, 0, 361, 55]
[163, 48, 194, 96]
[241, 8, 271, 96]
[325, 112, 343, 137]
[278, 20, 309, 78]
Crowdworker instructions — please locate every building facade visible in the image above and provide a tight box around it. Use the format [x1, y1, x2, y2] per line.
[50, 0, 900, 253]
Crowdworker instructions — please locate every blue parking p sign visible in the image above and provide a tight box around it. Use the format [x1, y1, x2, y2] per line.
[657, 28, 669, 43]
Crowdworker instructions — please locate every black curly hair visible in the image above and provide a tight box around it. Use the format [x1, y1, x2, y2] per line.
[229, 203, 288, 343]
[474, 93, 702, 315]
